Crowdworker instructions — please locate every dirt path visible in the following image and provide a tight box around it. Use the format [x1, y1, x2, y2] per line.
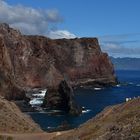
[0, 131, 68, 140]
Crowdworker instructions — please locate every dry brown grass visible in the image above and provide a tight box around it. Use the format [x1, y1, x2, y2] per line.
[0, 97, 42, 133]
[52, 98, 140, 140]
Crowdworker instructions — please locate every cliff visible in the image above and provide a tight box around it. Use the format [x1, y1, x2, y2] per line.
[0, 23, 117, 99]
[52, 98, 140, 140]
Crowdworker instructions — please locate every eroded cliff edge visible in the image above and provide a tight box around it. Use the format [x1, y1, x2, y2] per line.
[0, 23, 117, 99]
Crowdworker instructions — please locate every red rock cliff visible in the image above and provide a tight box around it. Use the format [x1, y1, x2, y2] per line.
[0, 23, 117, 97]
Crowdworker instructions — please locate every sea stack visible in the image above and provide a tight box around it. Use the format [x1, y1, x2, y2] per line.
[43, 80, 82, 115]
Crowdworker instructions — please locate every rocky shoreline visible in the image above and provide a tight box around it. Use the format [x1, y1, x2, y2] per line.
[1, 97, 140, 140]
[15, 80, 82, 116]
[0, 23, 119, 138]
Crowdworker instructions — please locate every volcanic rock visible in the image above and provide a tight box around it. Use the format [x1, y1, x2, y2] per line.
[43, 80, 82, 116]
[0, 23, 117, 99]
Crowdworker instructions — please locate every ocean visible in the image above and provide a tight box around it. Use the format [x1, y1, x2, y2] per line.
[29, 70, 140, 131]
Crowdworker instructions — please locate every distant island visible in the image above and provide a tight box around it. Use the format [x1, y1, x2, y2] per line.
[110, 57, 140, 70]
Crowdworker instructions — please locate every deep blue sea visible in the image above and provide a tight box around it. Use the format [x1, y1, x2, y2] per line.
[29, 70, 140, 131]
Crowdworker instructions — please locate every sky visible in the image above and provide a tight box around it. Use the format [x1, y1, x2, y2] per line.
[0, 0, 140, 57]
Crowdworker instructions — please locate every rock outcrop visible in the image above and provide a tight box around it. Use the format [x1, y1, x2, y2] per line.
[0, 23, 25, 100]
[43, 80, 82, 115]
[52, 98, 140, 140]
[0, 23, 117, 100]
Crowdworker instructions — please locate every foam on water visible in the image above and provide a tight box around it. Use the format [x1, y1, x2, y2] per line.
[94, 87, 102, 90]
[82, 109, 91, 114]
[116, 84, 121, 87]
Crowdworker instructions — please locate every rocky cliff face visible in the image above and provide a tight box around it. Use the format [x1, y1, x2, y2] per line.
[0, 23, 116, 99]
[43, 80, 82, 115]
[0, 24, 25, 100]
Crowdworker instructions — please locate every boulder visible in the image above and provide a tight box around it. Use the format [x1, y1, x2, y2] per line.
[43, 80, 82, 116]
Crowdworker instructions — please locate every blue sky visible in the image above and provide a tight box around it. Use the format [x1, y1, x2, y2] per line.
[1, 0, 140, 57]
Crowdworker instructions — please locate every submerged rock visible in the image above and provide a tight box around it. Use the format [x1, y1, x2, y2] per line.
[43, 80, 82, 116]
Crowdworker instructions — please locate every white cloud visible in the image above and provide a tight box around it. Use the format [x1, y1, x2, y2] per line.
[0, 0, 71, 36]
[48, 30, 76, 39]
[99, 34, 140, 58]
[46, 10, 63, 23]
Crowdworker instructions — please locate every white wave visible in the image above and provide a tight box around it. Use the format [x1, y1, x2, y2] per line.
[82, 106, 86, 109]
[116, 84, 121, 87]
[128, 82, 134, 85]
[94, 87, 102, 90]
[82, 109, 91, 114]
[32, 89, 47, 98]
[29, 98, 43, 106]
[47, 126, 55, 129]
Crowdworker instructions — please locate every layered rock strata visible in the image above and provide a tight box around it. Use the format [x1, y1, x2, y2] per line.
[0, 23, 117, 100]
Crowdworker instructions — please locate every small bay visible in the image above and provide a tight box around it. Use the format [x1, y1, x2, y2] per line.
[29, 70, 140, 131]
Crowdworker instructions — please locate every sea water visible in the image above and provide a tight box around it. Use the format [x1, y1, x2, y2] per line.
[29, 70, 140, 131]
